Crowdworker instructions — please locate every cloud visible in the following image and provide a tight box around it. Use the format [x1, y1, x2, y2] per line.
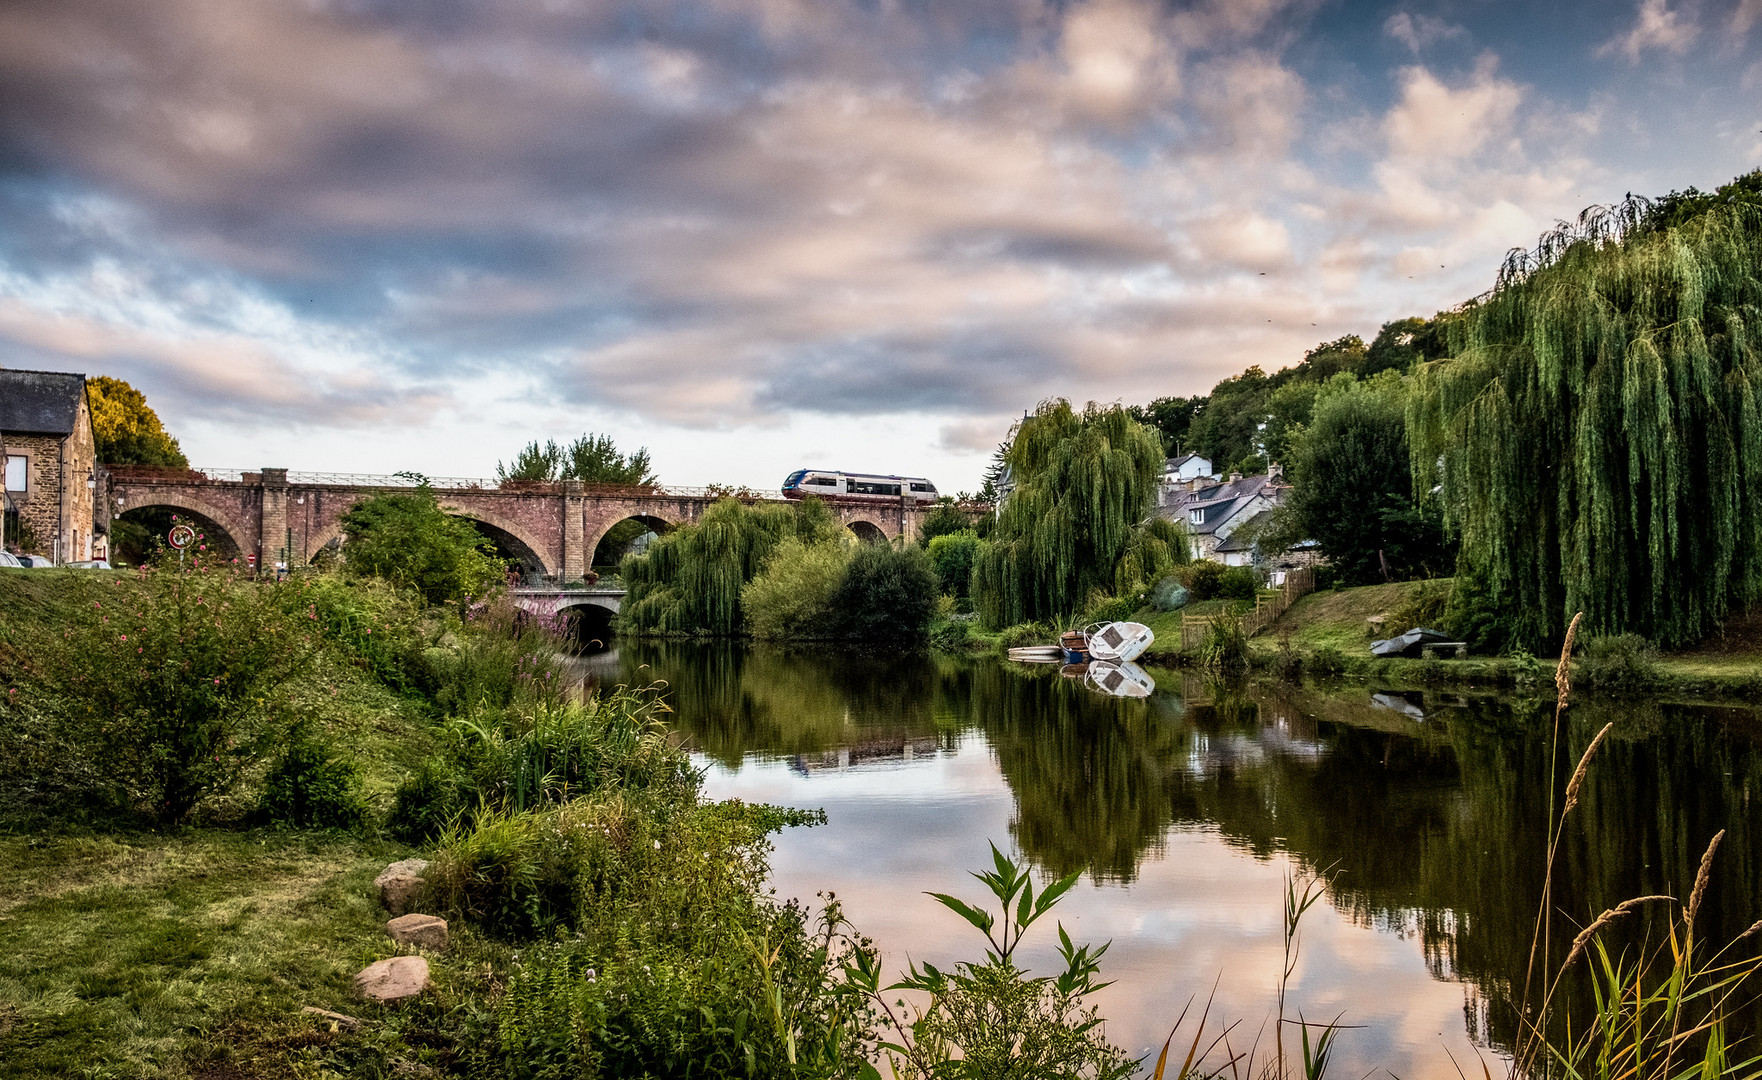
[1383, 12, 1468, 54]
[1596, 0, 1700, 62]
[1735, 0, 1762, 37]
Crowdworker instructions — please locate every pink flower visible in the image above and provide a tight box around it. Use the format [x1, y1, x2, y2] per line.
[120, 634, 127, 642]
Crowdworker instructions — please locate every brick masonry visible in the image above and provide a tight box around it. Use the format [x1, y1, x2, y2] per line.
[107, 471, 935, 580]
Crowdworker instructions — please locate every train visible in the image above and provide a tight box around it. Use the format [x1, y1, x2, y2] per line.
[781, 469, 940, 502]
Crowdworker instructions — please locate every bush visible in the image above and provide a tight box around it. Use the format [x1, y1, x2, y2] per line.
[1577, 633, 1661, 695]
[1196, 615, 1249, 673]
[290, 574, 428, 693]
[387, 759, 463, 843]
[257, 727, 367, 831]
[827, 542, 939, 641]
[1076, 590, 1137, 627]
[1387, 579, 1451, 635]
[1310, 644, 1347, 676]
[340, 484, 506, 609]
[996, 621, 1051, 649]
[11, 566, 316, 823]
[741, 538, 851, 640]
[1149, 574, 1190, 611]
[487, 801, 876, 1076]
[1179, 561, 1258, 602]
[926, 530, 982, 597]
[917, 500, 974, 548]
[929, 617, 972, 651]
[423, 598, 570, 718]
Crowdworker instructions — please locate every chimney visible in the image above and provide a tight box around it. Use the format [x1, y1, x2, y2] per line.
[1268, 462, 1284, 482]
[1229, 471, 1243, 483]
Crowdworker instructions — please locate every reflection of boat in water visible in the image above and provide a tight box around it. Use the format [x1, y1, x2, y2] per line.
[1085, 621, 1154, 663]
[1370, 691, 1427, 722]
[1086, 658, 1155, 698]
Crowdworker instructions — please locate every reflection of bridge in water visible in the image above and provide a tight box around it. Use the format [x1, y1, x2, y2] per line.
[103, 466, 943, 582]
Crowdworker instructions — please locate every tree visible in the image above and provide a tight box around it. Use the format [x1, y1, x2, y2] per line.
[1283, 372, 1449, 586]
[927, 530, 982, 597]
[340, 485, 505, 608]
[917, 499, 973, 547]
[88, 376, 188, 467]
[1129, 395, 1205, 455]
[972, 400, 1188, 627]
[1410, 185, 1762, 648]
[496, 433, 658, 486]
[827, 542, 940, 641]
[621, 498, 841, 635]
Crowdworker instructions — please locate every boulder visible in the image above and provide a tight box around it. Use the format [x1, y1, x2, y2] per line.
[374, 858, 430, 915]
[354, 955, 429, 1004]
[386, 913, 449, 951]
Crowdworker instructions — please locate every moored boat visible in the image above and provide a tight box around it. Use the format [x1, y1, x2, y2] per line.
[1085, 620, 1154, 663]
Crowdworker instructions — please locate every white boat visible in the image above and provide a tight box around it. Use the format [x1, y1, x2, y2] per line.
[1006, 645, 1065, 663]
[1084, 621, 1154, 663]
[1086, 659, 1155, 698]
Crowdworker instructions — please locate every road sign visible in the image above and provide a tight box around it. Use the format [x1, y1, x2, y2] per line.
[168, 524, 197, 550]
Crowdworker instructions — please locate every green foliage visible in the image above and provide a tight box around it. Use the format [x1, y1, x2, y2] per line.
[1287, 372, 1450, 585]
[1411, 191, 1762, 648]
[926, 530, 982, 597]
[917, 500, 974, 548]
[742, 537, 852, 640]
[928, 616, 973, 650]
[4, 565, 315, 823]
[256, 727, 367, 831]
[1178, 560, 1257, 602]
[1576, 634, 1661, 695]
[830, 542, 940, 642]
[496, 432, 659, 486]
[621, 497, 842, 635]
[1195, 615, 1249, 673]
[340, 485, 505, 609]
[843, 844, 1136, 1080]
[1128, 395, 1204, 456]
[973, 400, 1184, 627]
[485, 800, 875, 1077]
[87, 375, 188, 467]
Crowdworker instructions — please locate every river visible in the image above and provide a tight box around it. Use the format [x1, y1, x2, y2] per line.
[574, 639, 1762, 1079]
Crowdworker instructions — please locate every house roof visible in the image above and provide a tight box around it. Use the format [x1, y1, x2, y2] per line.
[0, 369, 87, 436]
[1166, 453, 1210, 471]
[1213, 510, 1275, 552]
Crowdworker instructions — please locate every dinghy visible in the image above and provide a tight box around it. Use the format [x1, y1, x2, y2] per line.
[1084, 621, 1155, 663]
[1086, 659, 1155, 698]
[1006, 645, 1065, 663]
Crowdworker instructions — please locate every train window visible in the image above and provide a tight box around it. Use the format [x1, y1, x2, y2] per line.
[910, 483, 934, 492]
[808, 476, 837, 485]
[785, 470, 806, 485]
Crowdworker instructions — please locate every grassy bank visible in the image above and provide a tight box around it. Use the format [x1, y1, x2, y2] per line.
[1125, 578, 1762, 702]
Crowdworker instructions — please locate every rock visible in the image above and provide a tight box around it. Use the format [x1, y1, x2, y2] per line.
[386, 913, 449, 951]
[301, 1005, 363, 1031]
[374, 858, 430, 915]
[354, 955, 429, 1004]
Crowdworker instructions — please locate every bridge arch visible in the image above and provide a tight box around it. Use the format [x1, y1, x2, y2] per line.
[846, 518, 888, 544]
[113, 492, 249, 563]
[587, 512, 677, 570]
[442, 506, 555, 579]
[557, 600, 618, 651]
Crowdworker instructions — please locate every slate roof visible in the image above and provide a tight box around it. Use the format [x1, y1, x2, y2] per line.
[1213, 510, 1275, 553]
[1164, 472, 1287, 536]
[0, 369, 87, 436]
[1165, 453, 1211, 472]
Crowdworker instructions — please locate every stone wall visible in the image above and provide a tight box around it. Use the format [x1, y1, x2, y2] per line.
[2, 397, 96, 562]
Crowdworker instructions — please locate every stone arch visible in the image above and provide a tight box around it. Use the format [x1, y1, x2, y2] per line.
[586, 511, 678, 569]
[557, 600, 618, 652]
[446, 510, 554, 579]
[846, 518, 888, 544]
[113, 490, 250, 562]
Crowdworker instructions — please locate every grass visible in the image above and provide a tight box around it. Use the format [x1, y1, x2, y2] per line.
[0, 829, 497, 1079]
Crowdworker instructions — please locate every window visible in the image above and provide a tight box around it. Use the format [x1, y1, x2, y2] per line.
[807, 476, 838, 486]
[4, 455, 24, 493]
[910, 482, 935, 493]
[1189, 509, 1203, 524]
[850, 481, 901, 496]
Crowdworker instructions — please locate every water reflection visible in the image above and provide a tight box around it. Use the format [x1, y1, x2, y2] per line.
[575, 641, 1762, 1077]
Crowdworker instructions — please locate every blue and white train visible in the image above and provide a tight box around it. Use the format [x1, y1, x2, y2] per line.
[781, 469, 940, 502]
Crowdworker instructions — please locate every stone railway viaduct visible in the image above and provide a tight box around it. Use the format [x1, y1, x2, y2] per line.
[104, 466, 938, 583]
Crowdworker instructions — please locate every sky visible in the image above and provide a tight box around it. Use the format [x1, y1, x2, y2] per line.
[1, 0, 1759, 492]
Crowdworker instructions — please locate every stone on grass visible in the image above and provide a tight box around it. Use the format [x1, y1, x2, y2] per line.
[386, 913, 449, 951]
[354, 955, 429, 1004]
[374, 858, 430, 915]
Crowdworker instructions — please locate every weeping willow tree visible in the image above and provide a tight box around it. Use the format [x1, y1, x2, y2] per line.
[973, 400, 1188, 627]
[619, 498, 841, 635]
[1410, 191, 1762, 648]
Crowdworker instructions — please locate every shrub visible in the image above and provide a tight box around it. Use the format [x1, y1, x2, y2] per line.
[1149, 574, 1190, 611]
[929, 617, 972, 651]
[1196, 615, 1249, 673]
[1310, 644, 1347, 676]
[1577, 633, 1661, 695]
[1076, 591, 1137, 627]
[827, 542, 939, 641]
[996, 622, 1051, 649]
[488, 801, 876, 1076]
[917, 500, 974, 548]
[340, 484, 506, 609]
[1179, 561, 1258, 602]
[289, 574, 428, 693]
[1386, 579, 1451, 635]
[423, 599, 570, 718]
[926, 530, 982, 597]
[741, 537, 851, 640]
[257, 727, 367, 831]
[15, 567, 316, 823]
[387, 759, 463, 843]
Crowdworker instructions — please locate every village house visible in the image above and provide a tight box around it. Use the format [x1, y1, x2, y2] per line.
[1, 368, 104, 563]
[1159, 465, 1287, 563]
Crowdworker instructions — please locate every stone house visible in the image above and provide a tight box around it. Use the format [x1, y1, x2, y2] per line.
[1, 369, 103, 563]
[1160, 466, 1288, 563]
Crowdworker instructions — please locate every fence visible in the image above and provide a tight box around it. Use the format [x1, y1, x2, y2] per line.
[1179, 566, 1316, 650]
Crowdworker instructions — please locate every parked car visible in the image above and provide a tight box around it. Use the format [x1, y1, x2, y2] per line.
[15, 554, 51, 567]
[67, 560, 112, 570]
[0, 551, 21, 568]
